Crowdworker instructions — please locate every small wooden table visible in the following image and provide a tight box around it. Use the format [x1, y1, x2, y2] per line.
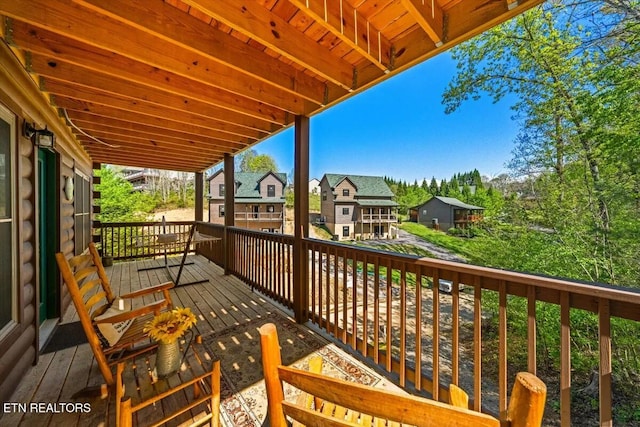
[116, 336, 220, 427]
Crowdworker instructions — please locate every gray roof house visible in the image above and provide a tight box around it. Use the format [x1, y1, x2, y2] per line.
[411, 196, 484, 231]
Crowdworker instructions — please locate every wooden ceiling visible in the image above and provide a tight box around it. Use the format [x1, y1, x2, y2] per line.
[0, 0, 543, 172]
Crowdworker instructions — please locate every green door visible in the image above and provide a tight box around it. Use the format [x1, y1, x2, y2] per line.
[38, 149, 57, 323]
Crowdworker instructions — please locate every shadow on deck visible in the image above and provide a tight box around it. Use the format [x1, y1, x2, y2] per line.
[4, 255, 391, 427]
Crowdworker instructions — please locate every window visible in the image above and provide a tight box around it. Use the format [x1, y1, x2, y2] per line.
[342, 207, 349, 215]
[422, 209, 427, 215]
[267, 184, 276, 197]
[0, 106, 16, 334]
[219, 205, 225, 217]
[267, 205, 274, 213]
[342, 226, 350, 237]
[322, 191, 327, 201]
[342, 189, 349, 197]
[74, 171, 91, 255]
[219, 183, 225, 197]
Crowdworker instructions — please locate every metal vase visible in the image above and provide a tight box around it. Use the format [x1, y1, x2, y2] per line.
[155, 340, 181, 378]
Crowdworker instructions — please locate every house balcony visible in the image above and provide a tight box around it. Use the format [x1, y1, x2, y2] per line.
[22, 220, 635, 426]
[359, 213, 398, 222]
[234, 212, 283, 221]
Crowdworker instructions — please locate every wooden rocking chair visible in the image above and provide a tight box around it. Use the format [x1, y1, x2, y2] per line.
[259, 323, 546, 427]
[55, 242, 175, 387]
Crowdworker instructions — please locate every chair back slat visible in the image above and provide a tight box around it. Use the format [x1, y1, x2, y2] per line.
[79, 278, 102, 298]
[74, 265, 99, 284]
[85, 292, 108, 314]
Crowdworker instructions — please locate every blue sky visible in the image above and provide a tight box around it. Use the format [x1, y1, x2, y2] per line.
[252, 53, 520, 184]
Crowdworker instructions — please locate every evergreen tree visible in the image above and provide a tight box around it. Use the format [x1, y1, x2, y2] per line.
[429, 177, 439, 195]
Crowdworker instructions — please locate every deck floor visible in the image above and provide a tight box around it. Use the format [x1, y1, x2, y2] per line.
[4, 254, 367, 427]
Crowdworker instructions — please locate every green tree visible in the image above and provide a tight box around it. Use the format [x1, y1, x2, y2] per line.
[443, 1, 639, 285]
[98, 166, 151, 222]
[237, 149, 279, 173]
[429, 177, 439, 195]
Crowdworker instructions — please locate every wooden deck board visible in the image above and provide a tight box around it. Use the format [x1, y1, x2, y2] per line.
[5, 255, 302, 426]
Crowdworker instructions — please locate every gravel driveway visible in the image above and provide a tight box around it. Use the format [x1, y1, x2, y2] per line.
[357, 229, 467, 263]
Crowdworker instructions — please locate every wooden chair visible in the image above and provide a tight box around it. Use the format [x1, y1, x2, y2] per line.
[55, 242, 175, 387]
[259, 323, 546, 427]
[115, 337, 220, 427]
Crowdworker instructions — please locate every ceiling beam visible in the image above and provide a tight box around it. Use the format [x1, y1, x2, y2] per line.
[288, 0, 392, 72]
[45, 84, 268, 139]
[73, 0, 330, 105]
[181, 0, 356, 91]
[443, 0, 543, 44]
[54, 97, 264, 143]
[76, 133, 230, 157]
[85, 147, 216, 172]
[8, 21, 312, 116]
[0, 0, 320, 111]
[33, 58, 278, 133]
[65, 110, 249, 147]
[73, 124, 241, 155]
[400, 0, 444, 46]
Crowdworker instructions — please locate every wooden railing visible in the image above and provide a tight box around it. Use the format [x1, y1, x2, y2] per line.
[224, 226, 295, 309]
[234, 212, 283, 221]
[105, 223, 638, 425]
[195, 227, 640, 426]
[99, 221, 194, 260]
[360, 213, 398, 222]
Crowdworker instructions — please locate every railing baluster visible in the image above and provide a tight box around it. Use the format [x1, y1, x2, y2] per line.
[560, 291, 571, 427]
[452, 271, 459, 386]
[333, 246, 339, 338]
[432, 268, 440, 401]
[528, 285, 537, 375]
[599, 298, 612, 427]
[373, 255, 380, 365]
[342, 249, 348, 344]
[385, 258, 392, 373]
[415, 268, 422, 392]
[499, 280, 507, 419]
[326, 248, 331, 335]
[474, 276, 482, 412]
[362, 253, 368, 358]
[310, 245, 316, 324]
[351, 253, 357, 350]
[400, 263, 406, 387]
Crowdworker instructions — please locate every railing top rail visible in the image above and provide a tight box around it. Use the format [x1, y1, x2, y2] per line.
[303, 237, 640, 307]
[99, 220, 195, 227]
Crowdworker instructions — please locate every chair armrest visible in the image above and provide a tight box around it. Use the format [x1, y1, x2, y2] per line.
[119, 281, 175, 299]
[94, 300, 168, 324]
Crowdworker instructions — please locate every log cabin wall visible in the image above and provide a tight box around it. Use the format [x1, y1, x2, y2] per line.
[0, 42, 92, 403]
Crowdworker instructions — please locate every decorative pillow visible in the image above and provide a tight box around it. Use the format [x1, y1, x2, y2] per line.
[94, 305, 134, 347]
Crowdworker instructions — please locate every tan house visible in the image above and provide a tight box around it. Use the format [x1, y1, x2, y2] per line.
[208, 170, 286, 233]
[320, 174, 397, 241]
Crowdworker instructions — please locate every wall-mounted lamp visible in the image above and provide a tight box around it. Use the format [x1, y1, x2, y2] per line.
[23, 121, 56, 150]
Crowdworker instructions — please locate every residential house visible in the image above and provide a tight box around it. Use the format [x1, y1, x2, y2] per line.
[320, 174, 397, 241]
[308, 178, 320, 194]
[412, 196, 484, 230]
[208, 170, 286, 233]
[120, 167, 159, 191]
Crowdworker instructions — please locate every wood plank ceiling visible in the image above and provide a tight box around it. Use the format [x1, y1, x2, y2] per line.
[0, 0, 543, 172]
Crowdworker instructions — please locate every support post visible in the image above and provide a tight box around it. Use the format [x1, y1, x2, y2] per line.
[223, 154, 235, 275]
[293, 115, 310, 323]
[194, 172, 203, 222]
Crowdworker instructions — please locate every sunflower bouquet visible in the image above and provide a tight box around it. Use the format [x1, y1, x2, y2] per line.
[144, 307, 197, 344]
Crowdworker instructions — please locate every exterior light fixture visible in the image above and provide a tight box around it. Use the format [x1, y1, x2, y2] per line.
[23, 121, 56, 150]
